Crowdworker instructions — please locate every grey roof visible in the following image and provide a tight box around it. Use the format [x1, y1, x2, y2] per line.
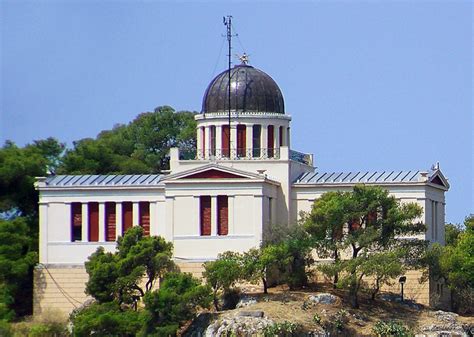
[294, 170, 434, 185]
[45, 174, 163, 187]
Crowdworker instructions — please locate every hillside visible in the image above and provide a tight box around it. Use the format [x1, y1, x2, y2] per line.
[183, 284, 474, 336]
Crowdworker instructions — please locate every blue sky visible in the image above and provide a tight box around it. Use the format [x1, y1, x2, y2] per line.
[1, 1, 472, 224]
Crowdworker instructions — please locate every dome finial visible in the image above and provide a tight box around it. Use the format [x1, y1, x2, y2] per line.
[237, 53, 250, 65]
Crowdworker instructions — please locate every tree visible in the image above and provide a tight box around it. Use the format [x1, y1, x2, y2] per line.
[59, 106, 196, 174]
[85, 227, 175, 308]
[305, 185, 424, 308]
[444, 222, 464, 247]
[202, 251, 242, 311]
[241, 246, 280, 294]
[142, 272, 212, 336]
[0, 218, 38, 318]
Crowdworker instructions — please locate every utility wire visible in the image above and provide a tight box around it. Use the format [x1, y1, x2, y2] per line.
[210, 36, 226, 78]
[39, 263, 84, 307]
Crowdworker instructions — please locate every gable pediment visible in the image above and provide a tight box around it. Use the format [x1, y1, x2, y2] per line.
[161, 164, 267, 183]
[429, 170, 449, 189]
[180, 169, 246, 180]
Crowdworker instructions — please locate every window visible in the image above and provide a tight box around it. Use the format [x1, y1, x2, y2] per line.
[221, 125, 230, 157]
[279, 126, 284, 147]
[88, 202, 99, 242]
[210, 126, 216, 156]
[217, 196, 228, 235]
[139, 202, 150, 236]
[237, 125, 246, 157]
[201, 127, 205, 155]
[122, 202, 133, 235]
[71, 203, 82, 242]
[200, 196, 211, 236]
[252, 125, 261, 157]
[105, 202, 116, 242]
[267, 125, 274, 158]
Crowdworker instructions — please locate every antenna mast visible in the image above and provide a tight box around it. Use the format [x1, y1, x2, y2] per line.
[223, 15, 233, 156]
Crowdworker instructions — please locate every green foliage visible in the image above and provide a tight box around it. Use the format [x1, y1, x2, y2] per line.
[142, 272, 212, 336]
[262, 321, 300, 336]
[0, 138, 64, 217]
[372, 320, 412, 337]
[203, 251, 242, 310]
[71, 301, 142, 337]
[427, 215, 474, 313]
[312, 313, 322, 325]
[59, 106, 197, 174]
[445, 223, 463, 247]
[85, 227, 175, 307]
[304, 185, 424, 308]
[28, 322, 68, 337]
[0, 217, 38, 319]
[0, 320, 12, 337]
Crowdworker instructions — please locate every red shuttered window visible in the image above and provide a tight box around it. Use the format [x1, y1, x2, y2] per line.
[222, 125, 230, 158]
[217, 196, 228, 236]
[122, 202, 133, 235]
[200, 196, 211, 236]
[105, 202, 116, 241]
[88, 202, 99, 242]
[237, 125, 246, 157]
[267, 125, 274, 158]
[71, 202, 82, 242]
[139, 202, 150, 236]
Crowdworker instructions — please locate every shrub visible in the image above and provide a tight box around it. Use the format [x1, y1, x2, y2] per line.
[263, 321, 300, 336]
[0, 320, 12, 337]
[28, 322, 68, 337]
[372, 320, 412, 337]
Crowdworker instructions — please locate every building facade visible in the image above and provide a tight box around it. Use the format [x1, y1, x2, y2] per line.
[34, 63, 449, 315]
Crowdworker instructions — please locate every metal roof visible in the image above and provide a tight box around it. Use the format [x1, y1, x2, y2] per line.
[294, 170, 433, 185]
[45, 174, 163, 187]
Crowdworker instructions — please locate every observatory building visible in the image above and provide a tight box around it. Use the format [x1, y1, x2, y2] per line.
[34, 62, 450, 315]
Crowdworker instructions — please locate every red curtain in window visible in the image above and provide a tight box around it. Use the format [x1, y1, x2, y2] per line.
[139, 202, 150, 236]
[267, 125, 274, 157]
[122, 202, 133, 235]
[217, 196, 228, 236]
[222, 125, 230, 157]
[88, 202, 99, 242]
[200, 196, 211, 236]
[237, 125, 246, 157]
[71, 202, 82, 242]
[105, 202, 116, 241]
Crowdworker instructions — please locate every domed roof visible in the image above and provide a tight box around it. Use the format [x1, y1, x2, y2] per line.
[202, 64, 285, 114]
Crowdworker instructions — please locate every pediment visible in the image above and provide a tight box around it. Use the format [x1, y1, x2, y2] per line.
[429, 170, 449, 189]
[162, 164, 264, 182]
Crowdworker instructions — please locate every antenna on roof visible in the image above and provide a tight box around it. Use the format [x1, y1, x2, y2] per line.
[223, 15, 235, 155]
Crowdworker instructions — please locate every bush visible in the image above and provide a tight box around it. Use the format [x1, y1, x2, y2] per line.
[28, 322, 68, 337]
[372, 320, 412, 337]
[0, 320, 12, 337]
[222, 288, 241, 310]
[71, 301, 142, 336]
[263, 321, 300, 336]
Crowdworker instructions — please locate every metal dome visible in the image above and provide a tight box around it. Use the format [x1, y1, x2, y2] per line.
[202, 64, 285, 114]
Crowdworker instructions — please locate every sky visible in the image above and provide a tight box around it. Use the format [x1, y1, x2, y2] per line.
[1, 1, 472, 224]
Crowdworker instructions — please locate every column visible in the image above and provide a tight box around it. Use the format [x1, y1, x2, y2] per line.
[38, 203, 48, 263]
[193, 196, 201, 236]
[261, 125, 268, 158]
[149, 202, 157, 236]
[246, 125, 253, 159]
[228, 196, 235, 235]
[133, 202, 140, 227]
[81, 203, 89, 242]
[165, 197, 174, 241]
[196, 126, 202, 157]
[211, 196, 218, 236]
[98, 202, 105, 242]
[204, 126, 210, 159]
[230, 126, 237, 159]
[216, 125, 222, 158]
[115, 202, 123, 240]
[253, 195, 264, 246]
[286, 127, 291, 149]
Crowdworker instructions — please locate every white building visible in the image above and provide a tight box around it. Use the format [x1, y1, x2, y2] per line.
[34, 63, 450, 315]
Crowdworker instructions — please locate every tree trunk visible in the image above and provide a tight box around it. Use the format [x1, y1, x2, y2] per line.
[371, 278, 380, 301]
[349, 274, 360, 308]
[333, 248, 339, 289]
[262, 277, 268, 294]
[213, 289, 219, 311]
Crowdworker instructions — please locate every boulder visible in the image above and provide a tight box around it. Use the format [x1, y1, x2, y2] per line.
[307, 293, 338, 305]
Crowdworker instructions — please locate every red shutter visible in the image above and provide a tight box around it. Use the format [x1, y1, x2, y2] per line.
[217, 196, 228, 236]
[222, 125, 230, 157]
[88, 202, 99, 242]
[267, 125, 274, 157]
[237, 125, 246, 157]
[139, 202, 150, 236]
[122, 202, 133, 234]
[200, 196, 211, 236]
[71, 203, 82, 242]
[105, 202, 116, 241]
